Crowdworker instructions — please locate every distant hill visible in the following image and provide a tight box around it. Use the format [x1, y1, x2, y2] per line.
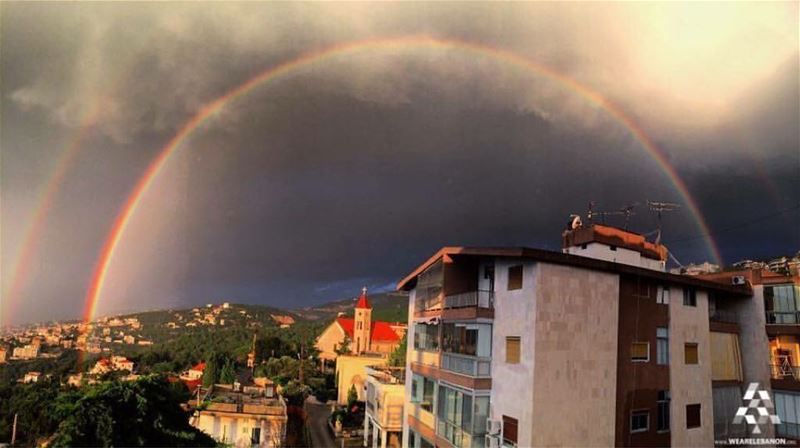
[294, 292, 409, 324]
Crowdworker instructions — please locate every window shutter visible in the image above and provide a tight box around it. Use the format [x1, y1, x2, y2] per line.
[506, 337, 521, 364]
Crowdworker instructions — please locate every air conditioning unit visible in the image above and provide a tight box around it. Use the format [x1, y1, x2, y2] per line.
[486, 419, 502, 435]
[731, 276, 747, 286]
[485, 435, 502, 448]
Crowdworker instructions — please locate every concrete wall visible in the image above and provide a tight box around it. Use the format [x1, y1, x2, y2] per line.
[564, 242, 664, 271]
[316, 321, 346, 361]
[531, 262, 619, 447]
[490, 259, 538, 448]
[402, 290, 417, 448]
[731, 284, 775, 437]
[669, 289, 714, 447]
[336, 355, 387, 404]
[195, 414, 284, 447]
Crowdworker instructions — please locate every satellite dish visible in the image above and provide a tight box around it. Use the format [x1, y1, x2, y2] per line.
[568, 214, 582, 230]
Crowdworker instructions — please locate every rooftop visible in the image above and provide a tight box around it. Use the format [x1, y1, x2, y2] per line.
[397, 246, 752, 297]
[197, 383, 285, 417]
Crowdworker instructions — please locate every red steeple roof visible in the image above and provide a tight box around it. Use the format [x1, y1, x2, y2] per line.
[355, 287, 371, 309]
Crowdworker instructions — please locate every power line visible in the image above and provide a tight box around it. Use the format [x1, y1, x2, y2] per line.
[665, 203, 800, 245]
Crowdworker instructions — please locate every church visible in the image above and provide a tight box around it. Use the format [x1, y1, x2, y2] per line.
[315, 288, 406, 362]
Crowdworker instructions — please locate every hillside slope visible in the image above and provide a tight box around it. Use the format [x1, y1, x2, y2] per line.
[294, 292, 409, 324]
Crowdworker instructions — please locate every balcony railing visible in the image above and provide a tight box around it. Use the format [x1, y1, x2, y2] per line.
[710, 309, 738, 324]
[441, 352, 491, 378]
[416, 293, 443, 313]
[437, 419, 480, 448]
[766, 311, 800, 324]
[444, 290, 494, 310]
[770, 364, 800, 380]
[777, 422, 800, 439]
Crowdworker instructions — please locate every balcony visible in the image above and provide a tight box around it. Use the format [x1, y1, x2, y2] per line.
[710, 309, 738, 324]
[777, 422, 800, 439]
[416, 293, 443, 313]
[767, 311, 800, 325]
[441, 352, 491, 378]
[771, 364, 800, 380]
[437, 419, 481, 448]
[444, 290, 494, 309]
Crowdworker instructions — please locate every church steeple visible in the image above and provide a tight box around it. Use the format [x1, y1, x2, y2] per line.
[353, 287, 372, 354]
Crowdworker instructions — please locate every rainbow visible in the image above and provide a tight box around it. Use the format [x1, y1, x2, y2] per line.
[81, 35, 723, 325]
[2, 36, 155, 327]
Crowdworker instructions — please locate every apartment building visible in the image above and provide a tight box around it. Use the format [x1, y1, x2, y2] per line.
[364, 366, 406, 448]
[701, 267, 800, 440]
[398, 223, 768, 448]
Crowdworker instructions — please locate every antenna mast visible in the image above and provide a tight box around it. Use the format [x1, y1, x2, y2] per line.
[647, 200, 680, 244]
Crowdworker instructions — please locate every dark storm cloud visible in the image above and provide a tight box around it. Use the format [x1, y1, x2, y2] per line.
[1, 2, 797, 324]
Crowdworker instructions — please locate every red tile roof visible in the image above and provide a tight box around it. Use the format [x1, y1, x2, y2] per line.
[336, 317, 400, 343]
[191, 362, 206, 372]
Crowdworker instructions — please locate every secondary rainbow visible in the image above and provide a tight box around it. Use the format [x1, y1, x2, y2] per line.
[81, 35, 723, 325]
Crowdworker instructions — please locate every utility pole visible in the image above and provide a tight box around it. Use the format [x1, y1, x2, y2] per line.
[298, 344, 305, 385]
[11, 413, 17, 446]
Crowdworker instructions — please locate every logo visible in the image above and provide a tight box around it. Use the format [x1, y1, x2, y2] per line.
[733, 383, 781, 435]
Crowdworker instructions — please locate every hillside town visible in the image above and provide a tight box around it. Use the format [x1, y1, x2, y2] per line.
[1, 220, 798, 447]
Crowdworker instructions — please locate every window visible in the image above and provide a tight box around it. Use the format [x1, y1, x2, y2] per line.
[436, 385, 490, 445]
[657, 327, 669, 365]
[683, 288, 697, 307]
[508, 265, 523, 290]
[631, 410, 649, 433]
[484, 266, 495, 291]
[502, 415, 518, 447]
[414, 322, 439, 351]
[441, 322, 492, 357]
[250, 427, 261, 446]
[411, 374, 436, 413]
[506, 336, 521, 364]
[631, 342, 649, 362]
[686, 404, 701, 428]
[657, 390, 670, 432]
[685, 343, 699, 365]
[610, 245, 618, 251]
[636, 281, 651, 298]
[657, 286, 670, 305]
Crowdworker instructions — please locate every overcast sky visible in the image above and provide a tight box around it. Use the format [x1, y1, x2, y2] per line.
[2, 2, 798, 325]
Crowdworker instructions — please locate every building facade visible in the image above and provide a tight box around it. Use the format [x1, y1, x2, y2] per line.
[398, 224, 768, 448]
[364, 366, 406, 448]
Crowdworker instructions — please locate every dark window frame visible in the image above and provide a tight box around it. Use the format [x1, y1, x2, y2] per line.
[630, 409, 650, 433]
[686, 403, 701, 429]
[508, 265, 524, 291]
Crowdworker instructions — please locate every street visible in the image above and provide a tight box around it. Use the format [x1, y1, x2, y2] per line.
[305, 396, 337, 448]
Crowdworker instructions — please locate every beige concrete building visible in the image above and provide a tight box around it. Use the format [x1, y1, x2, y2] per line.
[336, 354, 388, 405]
[364, 366, 406, 448]
[191, 383, 287, 447]
[397, 223, 766, 448]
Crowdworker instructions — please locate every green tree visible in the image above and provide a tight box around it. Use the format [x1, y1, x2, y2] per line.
[201, 353, 219, 387]
[334, 335, 351, 356]
[51, 375, 215, 447]
[347, 384, 358, 407]
[219, 358, 236, 384]
[388, 333, 407, 367]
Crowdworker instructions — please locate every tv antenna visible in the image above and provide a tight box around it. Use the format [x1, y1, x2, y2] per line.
[587, 201, 638, 229]
[647, 200, 680, 244]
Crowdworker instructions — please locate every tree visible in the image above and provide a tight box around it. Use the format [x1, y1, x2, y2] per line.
[388, 333, 407, 367]
[334, 335, 351, 356]
[201, 353, 219, 387]
[347, 384, 358, 408]
[219, 358, 236, 384]
[50, 375, 215, 447]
